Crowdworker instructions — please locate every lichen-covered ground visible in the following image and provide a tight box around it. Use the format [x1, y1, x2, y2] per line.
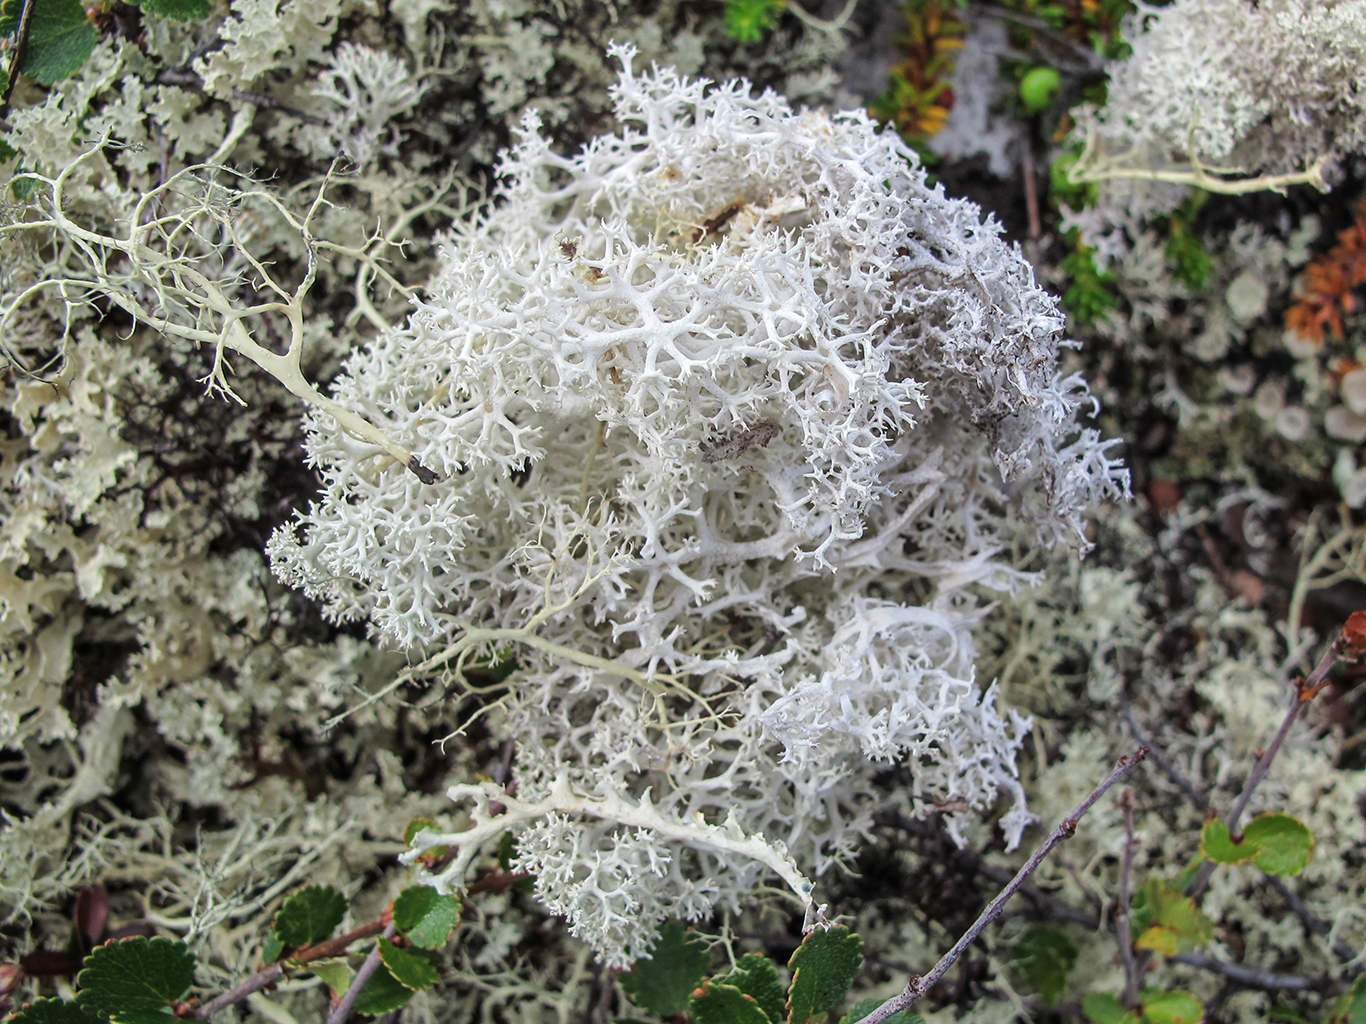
[2, 1, 1365, 1023]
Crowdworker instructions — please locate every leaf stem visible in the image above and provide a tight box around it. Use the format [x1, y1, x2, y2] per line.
[325, 923, 396, 1024]
[1188, 630, 1345, 900]
[193, 921, 386, 1019]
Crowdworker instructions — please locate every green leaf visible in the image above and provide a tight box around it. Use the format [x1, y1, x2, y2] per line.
[405, 819, 451, 864]
[1133, 927, 1180, 957]
[1201, 815, 1314, 877]
[1130, 879, 1212, 954]
[1139, 989, 1204, 1024]
[620, 921, 712, 1017]
[0, 67, 9, 103]
[376, 938, 440, 992]
[1010, 926, 1078, 1007]
[274, 886, 347, 949]
[723, 0, 784, 42]
[1200, 821, 1257, 865]
[11, 166, 39, 200]
[0, 0, 97, 85]
[691, 982, 773, 1024]
[1172, 854, 1206, 893]
[393, 886, 461, 950]
[1328, 975, 1366, 1024]
[307, 960, 354, 998]
[716, 954, 785, 1024]
[1268, 1003, 1310, 1024]
[127, 0, 210, 19]
[786, 927, 863, 1024]
[8, 1000, 102, 1024]
[495, 831, 516, 871]
[838, 999, 922, 1024]
[353, 964, 417, 1016]
[76, 938, 196, 1024]
[260, 929, 285, 965]
[405, 818, 438, 845]
[1081, 993, 1141, 1024]
[1242, 814, 1314, 877]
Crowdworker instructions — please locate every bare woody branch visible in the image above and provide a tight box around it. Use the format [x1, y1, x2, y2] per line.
[194, 920, 387, 1019]
[1188, 620, 1361, 901]
[850, 749, 1148, 1024]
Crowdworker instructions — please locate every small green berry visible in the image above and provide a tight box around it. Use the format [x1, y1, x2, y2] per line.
[1019, 66, 1062, 113]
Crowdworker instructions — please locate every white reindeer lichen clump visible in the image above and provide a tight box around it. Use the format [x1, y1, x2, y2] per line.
[269, 47, 1127, 965]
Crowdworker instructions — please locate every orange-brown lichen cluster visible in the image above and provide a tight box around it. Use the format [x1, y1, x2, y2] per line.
[1286, 201, 1366, 346]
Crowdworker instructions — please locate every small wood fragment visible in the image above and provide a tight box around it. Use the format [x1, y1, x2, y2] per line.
[701, 421, 778, 464]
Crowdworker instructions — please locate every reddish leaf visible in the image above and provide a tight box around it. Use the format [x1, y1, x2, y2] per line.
[20, 951, 83, 978]
[106, 923, 158, 942]
[1342, 611, 1366, 657]
[1146, 479, 1181, 514]
[73, 886, 109, 953]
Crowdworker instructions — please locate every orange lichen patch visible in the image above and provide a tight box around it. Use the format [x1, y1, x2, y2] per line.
[1285, 200, 1366, 347]
[869, 0, 964, 144]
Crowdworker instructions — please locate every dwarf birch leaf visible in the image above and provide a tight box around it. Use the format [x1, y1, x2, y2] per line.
[274, 886, 347, 949]
[353, 965, 416, 1016]
[1133, 927, 1180, 956]
[8, 1000, 102, 1024]
[392, 886, 461, 950]
[1140, 989, 1204, 1024]
[1243, 814, 1314, 877]
[619, 921, 711, 1016]
[376, 938, 439, 991]
[838, 998, 922, 1024]
[1133, 879, 1212, 951]
[1329, 976, 1366, 1024]
[76, 938, 196, 1023]
[496, 831, 517, 871]
[1200, 821, 1258, 865]
[307, 960, 354, 998]
[128, 0, 211, 20]
[717, 954, 785, 1024]
[260, 929, 285, 965]
[786, 927, 863, 1024]
[1082, 993, 1140, 1024]
[691, 983, 774, 1024]
[404, 818, 438, 846]
[0, 0, 96, 84]
[1011, 926, 1078, 1006]
[1172, 854, 1206, 893]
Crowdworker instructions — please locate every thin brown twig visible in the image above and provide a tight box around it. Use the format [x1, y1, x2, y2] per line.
[970, 860, 1101, 928]
[153, 68, 328, 126]
[1169, 954, 1320, 992]
[1021, 142, 1041, 241]
[1120, 685, 1353, 959]
[326, 922, 397, 1024]
[1188, 633, 1345, 901]
[968, 2, 1106, 73]
[1, 0, 36, 111]
[1117, 690, 1211, 814]
[193, 920, 387, 1019]
[1116, 791, 1141, 1009]
[947, 851, 1327, 993]
[850, 749, 1147, 1024]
